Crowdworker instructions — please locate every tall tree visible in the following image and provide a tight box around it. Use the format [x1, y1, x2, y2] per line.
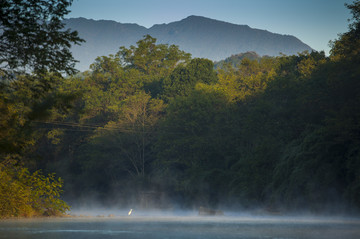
[117, 35, 190, 77]
[0, 0, 84, 156]
[0, 0, 84, 78]
[0, 0, 82, 217]
[330, 0, 360, 60]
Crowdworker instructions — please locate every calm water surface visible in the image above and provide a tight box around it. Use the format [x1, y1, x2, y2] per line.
[1, 215, 360, 239]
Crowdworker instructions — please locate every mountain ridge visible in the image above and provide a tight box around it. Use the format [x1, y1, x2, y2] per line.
[64, 16, 313, 71]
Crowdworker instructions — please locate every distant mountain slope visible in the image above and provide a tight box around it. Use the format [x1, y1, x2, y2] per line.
[214, 52, 263, 69]
[64, 16, 312, 71]
[63, 18, 147, 71]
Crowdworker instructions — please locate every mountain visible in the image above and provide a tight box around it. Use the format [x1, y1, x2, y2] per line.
[214, 52, 263, 69]
[64, 16, 313, 71]
[63, 18, 146, 71]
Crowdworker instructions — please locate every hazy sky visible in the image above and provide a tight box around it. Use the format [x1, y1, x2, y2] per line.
[68, 0, 353, 55]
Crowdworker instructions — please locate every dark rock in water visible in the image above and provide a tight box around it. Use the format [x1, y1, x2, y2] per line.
[198, 206, 224, 216]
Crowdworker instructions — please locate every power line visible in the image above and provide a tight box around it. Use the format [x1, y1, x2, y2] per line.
[32, 121, 186, 134]
[33, 121, 154, 133]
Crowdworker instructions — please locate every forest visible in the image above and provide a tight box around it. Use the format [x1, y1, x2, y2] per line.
[0, 0, 360, 217]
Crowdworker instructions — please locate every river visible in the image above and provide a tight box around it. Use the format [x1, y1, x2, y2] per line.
[1, 214, 359, 239]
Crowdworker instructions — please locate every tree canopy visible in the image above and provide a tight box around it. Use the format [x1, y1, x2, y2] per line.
[0, 0, 83, 218]
[0, 0, 84, 77]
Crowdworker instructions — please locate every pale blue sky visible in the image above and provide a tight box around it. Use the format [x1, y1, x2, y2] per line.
[68, 0, 353, 55]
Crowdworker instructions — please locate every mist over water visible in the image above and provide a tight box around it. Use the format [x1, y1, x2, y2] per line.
[1, 209, 360, 239]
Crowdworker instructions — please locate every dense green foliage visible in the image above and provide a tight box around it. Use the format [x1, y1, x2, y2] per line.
[0, 159, 69, 218]
[37, 0, 360, 211]
[2, 0, 360, 215]
[0, 0, 83, 77]
[0, 0, 82, 217]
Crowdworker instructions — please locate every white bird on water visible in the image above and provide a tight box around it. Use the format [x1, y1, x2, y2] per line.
[128, 209, 133, 216]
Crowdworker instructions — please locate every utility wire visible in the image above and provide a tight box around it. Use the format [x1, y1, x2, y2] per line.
[32, 120, 186, 134]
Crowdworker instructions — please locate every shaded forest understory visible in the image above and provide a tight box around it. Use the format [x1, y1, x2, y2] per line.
[1, 0, 360, 218]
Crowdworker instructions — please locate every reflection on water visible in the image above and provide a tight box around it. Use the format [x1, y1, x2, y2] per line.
[1, 215, 360, 239]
